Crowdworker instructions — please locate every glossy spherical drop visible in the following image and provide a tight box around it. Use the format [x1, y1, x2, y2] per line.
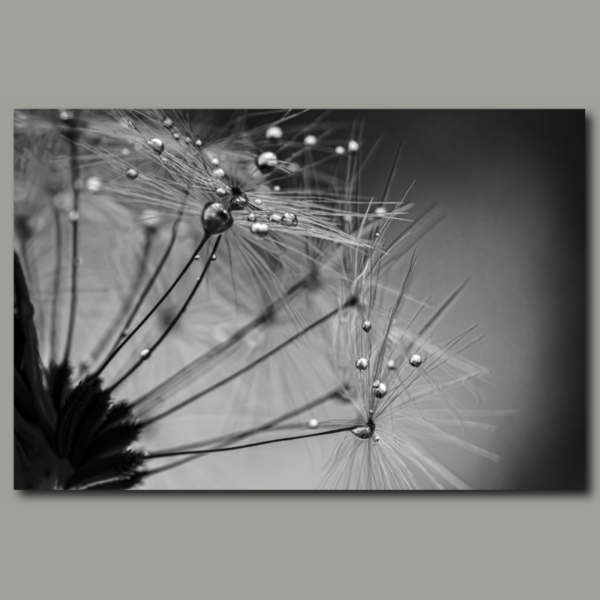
[355, 357, 369, 371]
[268, 213, 283, 224]
[211, 254, 217, 262]
[362, 321, 371, 332]
[184, 136, 192, 144]
[173, 132, 180, 140]
[386, 358, 396, 370]
[213, 168, 225, 179]
[126, 168, 138, 179]
[68, 210, 79, 223]
[266, 125, 283, 141]
[230, 195, 247, 211]
[194, 254, 200, 261]
[73, 257, 83, 267]
[256, 151, 278, 173]
[201, 202, 234, 237]
[162, 117, 174, 128]
[86, 177, 102, 193]
[335, 146, 346, 155]
[303, 135, 317, 147]
[351, 426, 371, 440]
[195, 139, 203, 148]
[211, 157, 220, 166]
[282, 213, 298, 227]
[348, 140, 360, 153]
[273, 185, 281, 192]
[254, 199, 262, 205]
[215, 187, 228, 198]
[147, 138, 165, 154]
[409, 354, 423, 367]
[308, 418, 319, 429]
[373, 434, 380, 443]
[121, 148, 131, 156]
[374, 383, 387, 399]
[142, 210, 161, 230]
[374, 206, 387, 218]
[247, 213, 257, 222]
[373, 380, 380, 389]
[251, 222, 270, 237]
[140, 349, 151, 360]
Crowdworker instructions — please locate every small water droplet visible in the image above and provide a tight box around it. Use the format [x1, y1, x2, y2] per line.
[213, 168, 225, 179]
[348, 140, 360, 153]
[362, 320, 371, 332]
[256, 151, 278, 173]
[121, 148, 130, 156]
[211, 157, 220, 166]
[373, 380, 380, 389]
[282, 213, 298, 227]
[211, 254, 217, 262]
[251, 222, 270, 237]
[266, 126, 283, 141]
[74, 257, 83, 267]
[374, 383, 387, 398]
[335, 146, 346, 155]
[140, 349, 151, 360]
[86, 177, 102, 193]
[409, 354, 423, 367]
[162, 117, 174, 128]
[195, 139, 203, 148]
[304, 134, 317, 147]
[355, 357, 368, 371]
[194, 254, 200, 261]
[59, 110, 74, 121]
[374, 206, 387, 218]
[173, 132, 180, 140]
[247, 213, 257, 222]
[308, 418, 319, 429]
[68, 210, 79, 223]
[254, 199, 262, 205]
[126, 168, 138, 179]
[268, 213, 283, 224]
[273, 185, 281, 192]
[373, 434, 380, 443]
[147, 138, 164, 154]
[387, 359, 396, 370]
[215, 187, 228, 198]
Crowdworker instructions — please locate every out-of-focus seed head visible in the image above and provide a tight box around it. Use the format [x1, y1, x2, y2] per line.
[355, 357, 369, 371]
[201, 202, 234, 237]
[256, 151, 278, 173]
[250, 222, 269, 237]
[147, 138, 165, 154]
[126, 168, 138, 180]
[215, 187, 228, 198]
[409, 354, 423, 368]
[266, 125, 283, 141]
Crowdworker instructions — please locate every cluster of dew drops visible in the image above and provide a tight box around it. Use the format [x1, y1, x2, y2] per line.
[123, 116, 364, 241]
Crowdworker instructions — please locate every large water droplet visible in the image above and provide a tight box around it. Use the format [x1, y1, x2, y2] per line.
[147, 138, 164, 154]
[409, 354, 423, 367]
[202, 202, 234, 236]
[256, 151, 278, 173]
[355, 357, 368, 371]
[251, 222, 270, 237]
[282, 213, 298, 227]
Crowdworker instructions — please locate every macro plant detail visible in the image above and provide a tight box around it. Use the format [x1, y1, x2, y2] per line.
[14, 109, 497, 490]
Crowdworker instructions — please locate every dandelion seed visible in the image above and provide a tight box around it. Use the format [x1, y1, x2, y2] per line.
[147, 138, 165, 154]
[266, 125, 283, 140]
[355, 357, 369, 371]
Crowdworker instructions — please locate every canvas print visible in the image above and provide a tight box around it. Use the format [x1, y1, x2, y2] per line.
[13, 109, 586, 490]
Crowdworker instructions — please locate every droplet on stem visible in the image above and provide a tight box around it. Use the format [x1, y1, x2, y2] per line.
[362, 321, 371, 332]
[126, 168, 138, 179]
[251, 222, 269, 237]
[147, 138, 165, 154]
[266, 125, 283, 141]
[355, 357, 369, 371]
[201, 202, 234, 236]
[409, 354, 423, 367]
[256, 151, 278, 173]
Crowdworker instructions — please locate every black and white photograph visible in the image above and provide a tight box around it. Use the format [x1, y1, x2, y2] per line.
[13, 109, 586, 490]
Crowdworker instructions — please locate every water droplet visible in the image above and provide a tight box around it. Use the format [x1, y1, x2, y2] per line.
[304, 134, 317, 147]
[266, 125, 283, 140]
[161, 157, 168, 164]
[201, 202, 234, 236]
[373, 434, 380, 443]
[335, 146, 346, 155]
[374, 383, 387, 398]
[348, 140, 360, 153]
[230, 195, 247, 211]
[351, 426, 371, 440]
[282, 213, 298, 227]
[173, 132, 181, 140]
[256, 151, 278, 173]
[375, 231, 381, 238]
[362, 320, 371, 332]
[126, 168, 138, 179]
[409, 354, 423, 367]
[211, 157, 220, 166]
[273, 185, 281, 192]
[213, 168, 225, 179]
[215, 187, 228, 198]
[355, 357, 368, 371]
[251, 222, 270, 237]
[121, 148, 130, 156]
[185, 136, 192, 144]
[147, 138, 164, 154]
[373, 380, 380, 389]
[142, 210, 161, 229]
[86, 177, 102, 193]
[387, 358, 396, 370]
[195, 139, 203, 148]
[268, 213, 283, 224]
[308, 418, 319, 429]
[162, 117, 173, 128]
[211, 254, 217, 262]
[194, 255, 200, 261]
[254, 199, 262, 205]
[74, 257, 83, 267]
[68, 210, 79, 223]
[247, 213, 257, 222]
[140, 348, 151, 360]
[59, 110, 74, 121]
[374, 206, 387, 218]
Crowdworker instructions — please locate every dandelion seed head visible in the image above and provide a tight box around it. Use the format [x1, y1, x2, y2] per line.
[147, 138, 164, 154]
[355, 357, 369, 371]
[201, 202, 234, 236]
[266, 125, 283, 141]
